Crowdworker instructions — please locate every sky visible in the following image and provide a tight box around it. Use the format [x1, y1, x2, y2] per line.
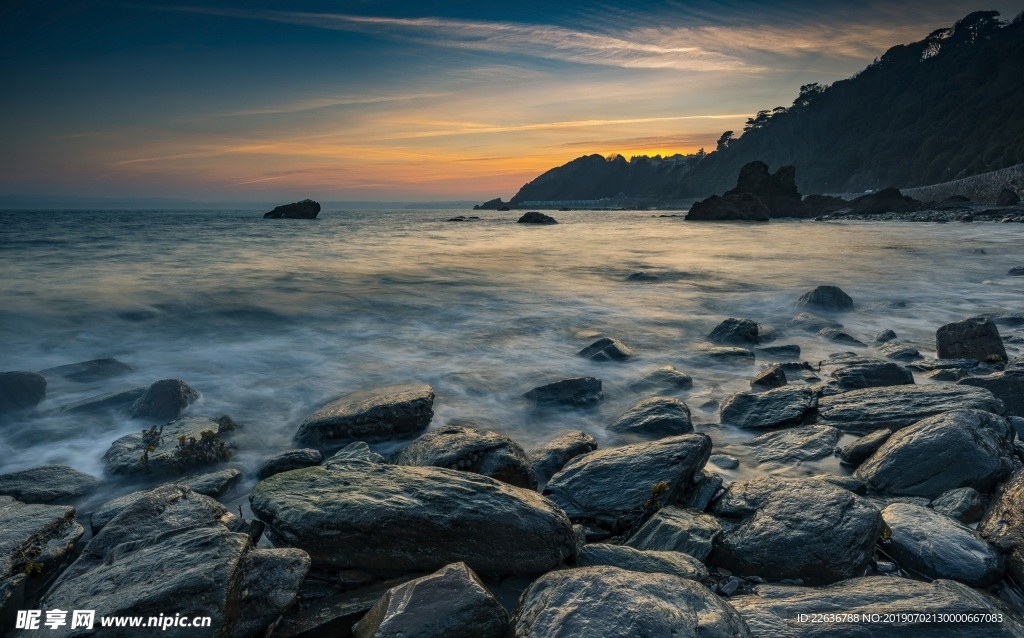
[1, 0, 1019, 202]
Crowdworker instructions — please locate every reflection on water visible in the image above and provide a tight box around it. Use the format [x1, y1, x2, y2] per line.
[1, 209, 1022, 504]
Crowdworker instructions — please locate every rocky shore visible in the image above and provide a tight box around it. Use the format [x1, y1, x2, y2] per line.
[3, 285, 1024, 637]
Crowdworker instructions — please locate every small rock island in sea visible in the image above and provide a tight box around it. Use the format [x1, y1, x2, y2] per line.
[263, 199, 321, 219]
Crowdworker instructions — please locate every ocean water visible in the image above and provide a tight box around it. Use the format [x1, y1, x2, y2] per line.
[2, 208, 1022, 506]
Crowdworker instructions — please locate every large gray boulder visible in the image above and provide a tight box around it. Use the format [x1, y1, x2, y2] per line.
[855, 409, 1014, 497]
[828, 360, 914, 391]
[90, 475, 242, 535]
[391, 425, 537, 489]
[720, 387, 817, 429]
[980, 470, 1024, 583]
[0, 371, 46, 413]
[625, 506, 722, 561]
[960, 371, 1024, 417]
[527, 431, 597, 485]
[936, 316, 1007, 363]
[523, 377, 603, 408]
[575, 543, 709, 583]
[104, 415, 235, 476]
[129, 378, 199, 419]
[295, 384, 435, 447]
[931, 487, 985, 524]
[815, 384, 1004, 433]
[264, 199, 320, 219]
[544, 434, 711, 529]
[250, 461, 575, 574]
[881, 502, 1003, 586]
[796, 285, 853, 312]
[730, 576, 1024, 637]
[510, 566, 751, 638]
[0, 465, 101, 504]
[353, 562, 508, 638]
[745, 425, 840, 464]
[608, 397, 692, 436]
[709, 477, 881, 584]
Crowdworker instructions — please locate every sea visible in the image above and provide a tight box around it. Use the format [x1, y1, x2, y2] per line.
[2, 208, 1022, 507]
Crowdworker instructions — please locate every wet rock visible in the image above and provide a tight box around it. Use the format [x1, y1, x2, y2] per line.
[626, 271, 660, 281]
[750, 365, 787, 389]
[510, 565, 751, 638]
[720, 387, 817, 429]
[295, 384, 435, 447]
[353, 562, 508, 638]
[998, 188, 1021, 206]
[980, 470, 1024, 583]
[391, 425, 537, 489]
[815, 384, 1004, 433]
[817, 327, 866, 346]
[577, 336, 634, 361]
[927, 367, 967, 381]
[755, 344, 801, 359]
[524, 377, 603, 408]
[38, 358, 134, 383]
[608, 397, 693, 436]
[0, 371, 46, 413]
[936, 316, 1007, 364]
[0, 465, 100, 504]
[710, 476, 881, 584]
[819, 475, 867, 494]
[1008, 266, 1024, 276]
[629, 365, 692, 392]
[855, 409, 1014, 497]
[685, 472, 724, 511]
[325, 441, 387, 466]
[838, 428, 892, 467]
[796, 285, 854, 312]
[685, 193, 770, 221]
[257, 448, 324, 480]
[129, 378, 199, 420]
[544, 434, 711, 529]
[52, 386, 146, 414]
[881, 502, 1003, 586]
[575, 543, 708, 583]
[184, 467, 242, 497]
[710, 454, 740, 470]
[625, 507, 722, 561]
[264, 199, 320, 219]
[931, 487, 985, 524]
[878, 341, 922, 360]
[273, 576, 419, 638]
[730, 576, 1024, 637]
[960, 371, 1024, 417]
[250, 462, 574, 574]
[516, 211, 557, 224]
[746, 425, 840, 464]
[789, 312, 842, 332]
[872, 329, 898, 344]
[708, 318, 761, 345]
[829, 360, 914, 391]
[232, 547, 313, 638]
[527, 431, 597, 485]
[104, 415, 235, 476]
[693, 343, 755, 363]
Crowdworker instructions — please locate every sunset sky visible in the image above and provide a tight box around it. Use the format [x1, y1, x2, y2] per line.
[2, 0, 1018, 202]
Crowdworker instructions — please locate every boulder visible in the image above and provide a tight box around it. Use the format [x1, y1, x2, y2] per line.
[720, 387, 817, 429]
[838, 428, 891, 467]
[523, 377, 603, 408]
[629, 365, 692, 392]
[295, 384, 435, 447]
[693, 343, 755, 362]
[184, 467, 242, 497]
[796, 285, 854, 312]
[263, 199, 321, 219]
[128, 378, 199, 419]
[575, 543, 708, 583]
[577, 336, 634, 361]
[855, 409, 1014, 497]
[256, 448, 324, 480]
[750, 365, 786, 389]
[1009, 266, 1024, 276]
[745, 425, 840, 464]
[38, 358, 134, 383]
[104, 415, 235, 476]
[730, 576, 1024, 638]
[353, 562, 508, 638]
[878, 341, 922, 360]
[881, 502, 1003, 586]
[817, 327, 865, 346]
[847, 187, 922, 215]
[608, 397, 692, 436]
[544, 434, 711, 529]
[517, 212, 557, 224]
[391, 425, 537, 489]
[0, 371, 46, 413]
[828, 360, 914, 391]
[723, 162, 805, 217]
[789, 312, 842, 331]
[936, 316, 1007, 363]
[527, 431, 597, 485]
[931, 487, 985, 524]
[250, 462, 575, 574]
[872, 329, 898, 344]
[710, 477, 881, 584]
[960, 371, 1024, 417]
[815, 384, 1004, 433]
[979, 470, 1024, 583]
[624, 506, 722, 561]
[685, 193, 770, 221]
[997, 188, 1021, 206]
[708, 318, 761, 345]
[473, 197, 508, 210]
[0, 465, 100, 504]
[510, 566, 751, 638]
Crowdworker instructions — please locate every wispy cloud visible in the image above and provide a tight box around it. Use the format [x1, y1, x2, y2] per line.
[216, 92, 448, 117]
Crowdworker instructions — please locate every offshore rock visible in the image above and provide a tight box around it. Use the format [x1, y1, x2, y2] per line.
[264, 199, 320, 219]
[295, 384, 435, 447]
[815, 384, 1004, 433]
[578, 336, 634, 361]
[796, 285, 854, 312]
[527, 431, 597, 485]
[516, 211, 557, 224]
[128, 378, 199, 420]
[607, 397, 693, 436]
[685, 193, 770, 221]
[708, 318, 761, 345]
[391, 425, 537, 489]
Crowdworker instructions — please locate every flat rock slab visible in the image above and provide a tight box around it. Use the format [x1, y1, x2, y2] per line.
[0, 465, 101, 504]
[527, 431, 597, 485]
[510, 565, 751, 638]
[815, 384, 1004, 433]
[104, 415, 234, 476]
[353, 562, 508, 638]
[576, 543, 708, 583]
[980, 470, 1024, 583]
[38, 358, 134, 383]
[250, 461, 575, 575]
[720, 387, 817, 429]
[731, 576, 1024, 637]
[523, 377, 603, 408]
[544, 434, 711, 528]
[607, 397, 692, 436]
[882, 502, 1003, 586]
[624, 506, 722, 561]
[745, 425, 839, 464]
[710, 477, 881, 585]
[855, 409, 1014, 497]
[295, 384, 434, 447]
[391, 425, 537, 489]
